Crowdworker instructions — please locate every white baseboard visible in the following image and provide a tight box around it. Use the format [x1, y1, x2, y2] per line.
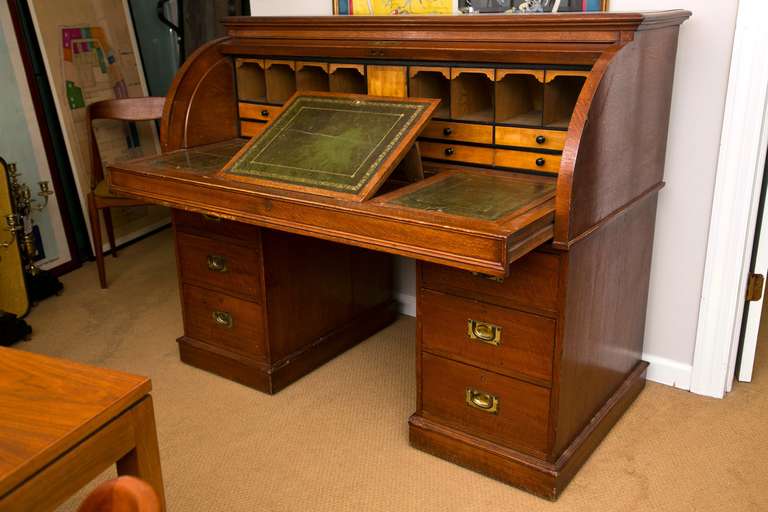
[396, 292, 416, 317]
[642, 354, 692, 390]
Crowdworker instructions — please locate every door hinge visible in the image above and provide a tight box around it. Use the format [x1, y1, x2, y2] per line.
[746, 273, 765, 302]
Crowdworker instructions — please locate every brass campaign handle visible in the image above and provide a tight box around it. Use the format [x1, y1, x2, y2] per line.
[212, 311, 233, 329]
[207, 254, 228, 273]
[465, 388, 499, 414]
[467, 319, 502, 346]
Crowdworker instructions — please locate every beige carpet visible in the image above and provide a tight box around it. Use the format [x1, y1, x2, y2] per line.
[19, 229, 768, 511]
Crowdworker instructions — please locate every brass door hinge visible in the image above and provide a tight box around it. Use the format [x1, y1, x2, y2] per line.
[746, 273, 765, 302]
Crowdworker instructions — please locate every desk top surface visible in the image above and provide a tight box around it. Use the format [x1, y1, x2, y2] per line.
[0, 347, 150, 496]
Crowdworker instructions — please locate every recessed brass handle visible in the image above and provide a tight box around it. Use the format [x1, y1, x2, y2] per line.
[466, 388, 499, 414]
[207, 254, 228, 273]
[201, 213, 221, 222]
[212, 311, 233, 329]
[467, 319, 502, 346]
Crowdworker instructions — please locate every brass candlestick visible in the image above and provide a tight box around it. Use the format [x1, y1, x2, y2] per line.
[6, 163, 54, 275]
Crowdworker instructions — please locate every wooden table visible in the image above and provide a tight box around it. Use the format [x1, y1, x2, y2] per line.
[0, 347, 165, 511]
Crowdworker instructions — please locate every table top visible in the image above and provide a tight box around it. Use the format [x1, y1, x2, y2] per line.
[0, 347, 150, 496]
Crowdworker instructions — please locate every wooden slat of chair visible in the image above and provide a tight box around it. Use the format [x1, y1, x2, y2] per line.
[77, 476, 161, 512]
[86, 97, 165, 289]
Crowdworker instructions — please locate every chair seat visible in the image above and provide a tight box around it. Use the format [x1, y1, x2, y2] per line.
[93, 179, 125, 199]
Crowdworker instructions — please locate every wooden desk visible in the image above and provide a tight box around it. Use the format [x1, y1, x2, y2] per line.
[107, 12, 690, 499]
[0, 348, 165, 512]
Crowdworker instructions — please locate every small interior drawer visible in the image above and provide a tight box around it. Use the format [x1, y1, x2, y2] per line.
[420, 251, 560, 316]
[420, 289, 554, 383]
[420, 352, 550, 456]
[239, 102, 282, 122]
[419, 141, 494, 166]
[494, 148, 561, 173]
[495, 126, 567, 151]
[421, 121, 493, 144]
[177, 231, 262, 299]
[182, 283, 266, 360]
[173, 209, 261, 243]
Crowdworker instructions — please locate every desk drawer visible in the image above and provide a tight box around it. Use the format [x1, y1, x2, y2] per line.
[177, 231, 262, 299]
[421, 353, 550, 456]
[182, 284, 266, 360]
[421, 121, 493, 144]
[419, 141, 494, 166]
[238, 102, 282, 122]
[494, 148, 561, 173]
[420, 290, 554, 383]
[495, 127, 566, 151]
[173, 209, 261, 243]
[420, 251, 560, 315]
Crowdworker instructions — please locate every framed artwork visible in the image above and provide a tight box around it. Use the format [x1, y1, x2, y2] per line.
[332, 0, 608, 14]
[333, 0, 454, 15]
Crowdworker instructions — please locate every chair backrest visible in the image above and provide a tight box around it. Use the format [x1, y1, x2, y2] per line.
[86, 97, 165, 189]
[77, 476, 161, 512]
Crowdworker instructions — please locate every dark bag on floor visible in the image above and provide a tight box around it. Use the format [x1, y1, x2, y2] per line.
[0, 311, 32, 346]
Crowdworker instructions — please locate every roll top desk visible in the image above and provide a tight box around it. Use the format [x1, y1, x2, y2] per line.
[108, 11, 690, 499]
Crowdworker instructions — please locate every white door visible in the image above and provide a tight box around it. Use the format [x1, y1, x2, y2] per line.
[740, 171, 768, 382]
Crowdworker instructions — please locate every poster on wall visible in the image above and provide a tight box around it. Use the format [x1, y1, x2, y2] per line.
[0, 3, 71, 271]
[26, 0, 168, 250]
[332, 0, 607, 14]
[333, 0, 454, 15]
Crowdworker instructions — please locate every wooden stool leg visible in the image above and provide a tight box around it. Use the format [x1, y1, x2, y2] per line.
[103, 207, 118, 258]
[116, 396, 166, 512]
[87, 193, 107, 289]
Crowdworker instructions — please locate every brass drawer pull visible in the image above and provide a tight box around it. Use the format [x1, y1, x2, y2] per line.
[212, 311, 233, 329]
[207, 254, 228, 273]
[465, 388, 499, 414]
[201, 213, 221, 222]
[467, 319, 502, 346]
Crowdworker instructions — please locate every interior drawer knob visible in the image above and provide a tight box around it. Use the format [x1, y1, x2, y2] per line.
[212, 311, 233, 329]
[206, 254, 228, 273]
[536, 135, 546, 144]
[443, 127, 453, 136]
[465, 388, 499, 414]
[467, 319, 502, 346]
[444, 147, 455, 157]
[536, 157, 546, 167]
[261, 109, 269, 117]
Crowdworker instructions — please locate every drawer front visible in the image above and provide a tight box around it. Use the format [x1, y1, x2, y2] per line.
[241, 120, 267, 138]
[494, 148, 561, 173]
[421, 121, 493, 144]
[238, 102, 282, 122]
[177, 231, 262, 298]
[420, 251, 560, 314]
[420, 290, 554, 383]
[173, 209, 261, 242]
[421, 353, 550, 455]
[419, 141, 494, 166]
[183, 283, 266, 360]
[495, 127, 566, 151]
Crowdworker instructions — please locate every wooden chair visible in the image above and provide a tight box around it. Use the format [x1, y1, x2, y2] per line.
[86, 97, 165, 289]
[78, 476, 161, 512]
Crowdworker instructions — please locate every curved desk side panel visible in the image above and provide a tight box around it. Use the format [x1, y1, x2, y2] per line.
[161, 38, 238, 152]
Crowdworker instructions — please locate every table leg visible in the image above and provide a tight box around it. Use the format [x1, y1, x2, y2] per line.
[116, 396, 166, 511]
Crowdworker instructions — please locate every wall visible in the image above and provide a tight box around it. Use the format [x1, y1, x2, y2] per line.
[249, 0, 332, 16]
[609, 0, 737, 389]
[249, 0, 739, 390]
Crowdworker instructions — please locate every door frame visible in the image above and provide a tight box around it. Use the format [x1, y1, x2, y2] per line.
[692, 0, 768, 398]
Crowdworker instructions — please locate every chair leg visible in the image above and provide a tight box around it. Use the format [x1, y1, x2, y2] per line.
[88, 194, 107, 289]
[103, 207, 117, 258]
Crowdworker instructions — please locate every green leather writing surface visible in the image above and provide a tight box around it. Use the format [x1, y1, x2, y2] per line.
[222, 95, 431, 195]
[389, 173, 555, 221]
